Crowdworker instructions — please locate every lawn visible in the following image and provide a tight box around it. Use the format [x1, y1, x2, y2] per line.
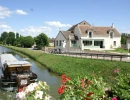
[105, 48, 129, 53]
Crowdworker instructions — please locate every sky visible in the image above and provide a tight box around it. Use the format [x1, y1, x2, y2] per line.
[0, 0, 130, 38]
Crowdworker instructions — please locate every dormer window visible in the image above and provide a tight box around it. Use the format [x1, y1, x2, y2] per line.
[89, 32, 92, 38]
[110, 32, 114, 38]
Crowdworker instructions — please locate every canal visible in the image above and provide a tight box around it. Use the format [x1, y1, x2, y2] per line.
[0, 46, 61, 100]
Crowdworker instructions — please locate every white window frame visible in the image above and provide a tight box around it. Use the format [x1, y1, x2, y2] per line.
[87, 31, 93, 38]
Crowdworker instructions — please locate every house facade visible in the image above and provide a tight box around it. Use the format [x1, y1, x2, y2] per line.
[55, 20, 121, 52]
[126, 34, 130, 50]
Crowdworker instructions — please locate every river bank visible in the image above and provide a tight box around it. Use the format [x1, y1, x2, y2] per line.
[3, 45, 130, 85]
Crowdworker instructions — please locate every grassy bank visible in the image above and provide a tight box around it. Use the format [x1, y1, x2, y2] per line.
[5, 46, 130, 85]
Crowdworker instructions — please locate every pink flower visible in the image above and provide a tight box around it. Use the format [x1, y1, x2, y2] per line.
[112, 97, 117, 100]
[114, 69, 118, 73]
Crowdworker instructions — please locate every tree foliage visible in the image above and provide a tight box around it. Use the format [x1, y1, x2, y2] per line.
[19, 36, 34, 48]
[121, 33, 127, 44]
[35, 33, 49, 49]
[6, 32, 16, 45]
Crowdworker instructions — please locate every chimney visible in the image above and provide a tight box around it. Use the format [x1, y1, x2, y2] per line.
[112, 23, 114, 28]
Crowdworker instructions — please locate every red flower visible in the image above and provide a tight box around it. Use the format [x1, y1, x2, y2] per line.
[58, 85, 65, 94]
[61, 74, 66, 79]
[112, 97, 117, 100]
[61, 74, 71, 84]
[86, 98, 90, 100]
[114, 69, 118, 73]
[87, 92, 94, 97]
[86, 81, 92, 85]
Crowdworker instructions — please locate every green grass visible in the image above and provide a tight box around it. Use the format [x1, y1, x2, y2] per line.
[5, 46, 130, 85]
[105, 48, 129, 53]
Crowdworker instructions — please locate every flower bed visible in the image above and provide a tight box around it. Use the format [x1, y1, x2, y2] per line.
[15, 69, 130, 100]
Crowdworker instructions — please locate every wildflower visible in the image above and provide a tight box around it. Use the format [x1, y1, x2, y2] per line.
[34, 91, 43, 99]
[87, 92, 94, 97]
[16, 91, 26, 100]
[86, 98, 90, 100]
[114, 69, 118, 73]
[112, 97, 117, 100]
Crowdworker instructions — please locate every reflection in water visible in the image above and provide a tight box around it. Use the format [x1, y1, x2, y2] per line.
[0, 46, 61, 99]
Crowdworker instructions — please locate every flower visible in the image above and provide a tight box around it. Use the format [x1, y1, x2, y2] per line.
[61, 74, 70, 84]
[44, 95, 51, 100]
[87, 92, 94, 97]
[114, 69, 118, 73]
[58, 85, 65, 94]
[34, 91, 43, 99]
[16, 91, 26, 100]
[58, 75, 107, 100]
[16, 81, 50, 100]
[112, 97, 117, 100]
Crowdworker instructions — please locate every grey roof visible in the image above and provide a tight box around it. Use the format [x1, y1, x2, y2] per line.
[61, 31, 78, 40]
[67, 20, 91, 31]
[1, 54, 31, 67]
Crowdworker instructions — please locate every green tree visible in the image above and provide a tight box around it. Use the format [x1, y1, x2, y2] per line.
[121, 33, 127, 44]
[18, 36, 34, 48]
[6, 32, 16, 45]
[35, 33, 49, 49]
[1, 31, 9, 44]
[16, 33, 19, 39]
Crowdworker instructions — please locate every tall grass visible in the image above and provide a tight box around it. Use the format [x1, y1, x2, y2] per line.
[6, 46, 130, 85]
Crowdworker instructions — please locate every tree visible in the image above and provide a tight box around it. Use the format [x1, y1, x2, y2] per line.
[6, 32, 16, 45]
[121, 33, 127, 44]
[1, 31, 9, 44]
[35, 33, 49, 49]
[18, 36, 34, 48]
[16, 33, 20, 39]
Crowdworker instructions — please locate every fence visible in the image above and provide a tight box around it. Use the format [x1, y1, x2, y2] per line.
[51, 52, 130, 62]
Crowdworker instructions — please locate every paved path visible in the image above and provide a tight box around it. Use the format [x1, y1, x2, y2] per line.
[54, 53, 130, 62]
[32, 49, 130, 62]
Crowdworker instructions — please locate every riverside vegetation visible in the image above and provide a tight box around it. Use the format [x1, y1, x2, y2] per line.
[4, 46, 130, 86]
[3, 46, 130, 100]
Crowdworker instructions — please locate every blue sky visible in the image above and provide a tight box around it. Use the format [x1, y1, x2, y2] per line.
[0, 0, 130, 38]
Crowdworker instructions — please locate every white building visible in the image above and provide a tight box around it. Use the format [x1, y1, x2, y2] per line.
[55, 20, 121, 52]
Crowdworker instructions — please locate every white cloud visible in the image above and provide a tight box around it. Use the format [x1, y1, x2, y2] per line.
[45, 21, 71, 28]
[16, 9, 27, 15]
[0, 24, 14, 32]
[0, 6, 12, 19]
[19, 26, 52, 37]
[118, 27, 130, 34]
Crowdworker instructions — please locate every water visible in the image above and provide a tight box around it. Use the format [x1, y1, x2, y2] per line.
[0, 46, 62, 99]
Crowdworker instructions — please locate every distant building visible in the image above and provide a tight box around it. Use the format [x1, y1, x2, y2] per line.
[55, 20, 121, 52]
[49, 38, 55, 47]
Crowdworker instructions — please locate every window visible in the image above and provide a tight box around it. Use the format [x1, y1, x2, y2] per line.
[94, 41, 101, 46]
[89, 32, 92, 38]
[83, 40, 92, 46]
[110, 32, 114, 38]
[71, 40, 77, 47]
[113, 41, 116, 46]
[59, 40, 62, 46]
[71, 40, 76, 44]
[56, 41, 58, 46]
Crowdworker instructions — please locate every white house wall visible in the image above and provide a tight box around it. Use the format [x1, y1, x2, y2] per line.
[55, 32, 66, 51]
[80, 37, 121, 50]
[74, 26, 81, 38]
